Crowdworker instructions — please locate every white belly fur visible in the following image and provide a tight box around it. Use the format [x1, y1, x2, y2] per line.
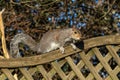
[46, 42, 60, 52]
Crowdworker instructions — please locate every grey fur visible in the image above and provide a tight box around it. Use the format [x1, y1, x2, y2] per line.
[10, 33, 37, 58]
[10, 28, 81, 58]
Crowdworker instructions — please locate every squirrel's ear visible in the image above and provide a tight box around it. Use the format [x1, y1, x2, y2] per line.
[72, 25, 77, 30]
[72, 25, 81, 30]
[72, 25, 76, 28]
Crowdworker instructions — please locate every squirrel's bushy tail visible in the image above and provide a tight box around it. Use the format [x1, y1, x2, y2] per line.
[10, 33, 37, 58]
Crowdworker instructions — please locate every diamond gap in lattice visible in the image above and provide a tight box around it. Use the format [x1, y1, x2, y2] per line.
[43, 63, 52, 72]
[108, 57, 118, 70]
[117, 49, 120, 57]
[32, 71, 43, 80]
[52, 73, 62, 80]
[84, 48, 92, 55]
[80, 65, 90, 77]
[61, 62, 72, 75]
[71, 75, 79, 80]
[117, 72, 120, 79]
[98, 46, 109, 57]
[92, 78, 96, 80]
[0, 70, 3, 76]
[98, 67, 109, 79]
[71, 53, 81, 65]
[11, 68, 19, 77]
[89, 54, 100, 66]
[14, 69, 24, 80]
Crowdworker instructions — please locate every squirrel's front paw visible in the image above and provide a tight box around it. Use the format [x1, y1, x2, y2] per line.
[59, 47, 65, 53]
[71, 43, 77, 50]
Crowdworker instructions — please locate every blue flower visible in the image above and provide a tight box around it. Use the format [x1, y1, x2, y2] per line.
[71, 0, 76, 3]
[60, 1, 64, 6]
[81, 23, 86, 27]
[117, 22, 120, 27]
[15, 0, 20, 2]
[60, 16, 64, 20]
[73, 13, 77, 18]
[95, 0, 98, 4]
[74, 20, 77, 24]
[17, 29, 23, 33]
[81, 3, 85, 7]
[67, 11, 71, 15]
[67, 15, 72, 19]
[60, 12, 65, 17]
[48, 17, 52, 21]
[115, 13, 119, 17]
[118, 15, 120, 19]
[63, 16, 67, 20]
[70, 20, 73, 26]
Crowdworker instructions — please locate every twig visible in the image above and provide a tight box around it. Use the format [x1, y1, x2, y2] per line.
[99, 0, 116, 20]
[0, 8, 10, 59]
[11, 0, 60, 8]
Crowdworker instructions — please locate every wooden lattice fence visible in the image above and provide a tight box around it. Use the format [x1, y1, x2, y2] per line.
[0, 35, 120, 80]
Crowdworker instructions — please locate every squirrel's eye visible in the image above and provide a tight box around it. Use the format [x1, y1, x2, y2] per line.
[74, 31, 77, 34]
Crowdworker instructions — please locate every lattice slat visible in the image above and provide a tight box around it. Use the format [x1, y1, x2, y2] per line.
[114, 66, 120, 76]
[105, 76, 113, 80]
[85, 74, 94, 80]
[0, 73, 6, 80]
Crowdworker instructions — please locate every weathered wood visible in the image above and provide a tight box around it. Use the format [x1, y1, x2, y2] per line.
[0, 46, 80, 68]
[67, 60, 85, 80]
[92, 48, 119, 80]
[86, 73, 94, 80]
[0, 73, 7, 80]
[51, 61, 67, 80]
[37, 65, 52, 80]
[106, 45, 120, 66]
[20, 67, 37, 80]
[114, 66, 120, 76]
[19, 68, 34, 80]
[0, 69, 15, 80]
[79, 52, 103, 80]
[47, 59, 66, 78]
[84, 35, 120, 49]
[105, 76, 113, 80]
[1, 69, 16, 80]
[66, 57, 86, 80]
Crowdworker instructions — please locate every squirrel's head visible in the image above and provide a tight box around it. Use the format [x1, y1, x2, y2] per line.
[71, 26, 82, 40]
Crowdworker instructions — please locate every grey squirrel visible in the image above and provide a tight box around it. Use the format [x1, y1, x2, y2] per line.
[10, 27, 82, 58]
